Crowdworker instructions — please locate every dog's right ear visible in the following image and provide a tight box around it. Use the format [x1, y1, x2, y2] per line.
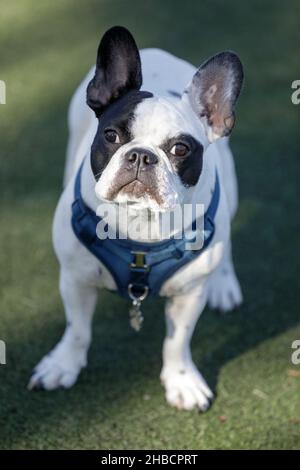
[86, 26, 142, 116]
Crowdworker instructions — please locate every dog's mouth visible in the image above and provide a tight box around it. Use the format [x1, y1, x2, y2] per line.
[96, 172, 175, 211]
[103, 178, 165, 210]
[119, 179, 150, 199]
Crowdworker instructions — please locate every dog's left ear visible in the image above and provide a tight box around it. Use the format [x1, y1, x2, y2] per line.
[87, 26, 142, 115]
[185, 51, 244, 142]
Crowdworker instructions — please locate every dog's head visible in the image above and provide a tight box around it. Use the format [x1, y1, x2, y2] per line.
[87, 26, 243, 211]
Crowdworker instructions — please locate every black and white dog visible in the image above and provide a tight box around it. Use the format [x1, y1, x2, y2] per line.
[29, 26, 244, 411]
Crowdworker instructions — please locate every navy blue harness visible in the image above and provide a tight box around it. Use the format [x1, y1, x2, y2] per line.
[71, 163, 220, 301]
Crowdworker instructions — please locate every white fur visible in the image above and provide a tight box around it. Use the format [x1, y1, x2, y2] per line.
[29, 48, 243, 410]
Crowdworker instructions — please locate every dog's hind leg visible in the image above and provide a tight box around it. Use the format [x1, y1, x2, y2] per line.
[206, 138, 243, 313]
[28, 270, 97, 390]
[207, 240, 243, 313]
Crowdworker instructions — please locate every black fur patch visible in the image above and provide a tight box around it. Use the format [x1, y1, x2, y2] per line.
[87, 26, 143, 115]
[161, 134, 203, 186]
[90, 90, 153, 179]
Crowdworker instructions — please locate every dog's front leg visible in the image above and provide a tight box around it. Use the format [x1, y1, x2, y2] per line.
[161, 286, 214, 411]
[28, 269, 97, 390]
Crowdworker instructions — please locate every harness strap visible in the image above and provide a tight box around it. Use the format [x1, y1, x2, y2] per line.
[71, 161, 220, 299]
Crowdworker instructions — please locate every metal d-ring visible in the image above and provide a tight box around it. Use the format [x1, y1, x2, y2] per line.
[128, 284, 149, 302]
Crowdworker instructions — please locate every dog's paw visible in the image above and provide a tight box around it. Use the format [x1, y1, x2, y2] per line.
[207, 267, 243, 313]
[160, 364, 214, 411]
[28, 340, 86, 391]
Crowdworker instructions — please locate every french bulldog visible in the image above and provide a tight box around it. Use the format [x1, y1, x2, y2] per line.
[29, 26, 244, 411]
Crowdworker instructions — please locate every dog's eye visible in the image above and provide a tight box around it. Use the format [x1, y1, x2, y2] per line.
[170, 142, 190, 157]
[104, 129, 120, 144]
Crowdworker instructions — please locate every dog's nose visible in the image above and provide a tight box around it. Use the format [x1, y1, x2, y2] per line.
[125, 148, 158, 168]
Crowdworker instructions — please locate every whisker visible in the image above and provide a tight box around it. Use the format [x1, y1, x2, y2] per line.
[94, 170, 103, 181]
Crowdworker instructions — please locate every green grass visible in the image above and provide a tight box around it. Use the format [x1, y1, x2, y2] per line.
[1, 0, 300, 450]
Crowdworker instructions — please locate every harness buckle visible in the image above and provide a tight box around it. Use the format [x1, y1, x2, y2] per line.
[130, 251, 149, 271]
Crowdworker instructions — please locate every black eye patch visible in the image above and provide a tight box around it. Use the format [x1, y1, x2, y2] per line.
[90, 90, 153, 179]
[161, 134, 203, 187]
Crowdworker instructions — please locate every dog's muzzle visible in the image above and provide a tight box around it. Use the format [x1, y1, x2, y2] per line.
[115, 147, 160, 200]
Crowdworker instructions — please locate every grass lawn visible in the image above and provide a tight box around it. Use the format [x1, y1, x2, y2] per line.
[1, 0, 300, 450]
